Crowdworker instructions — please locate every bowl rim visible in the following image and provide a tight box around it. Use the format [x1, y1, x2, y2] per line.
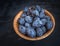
[13, 9, 55, 41]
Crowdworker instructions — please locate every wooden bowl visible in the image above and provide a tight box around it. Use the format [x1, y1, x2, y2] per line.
[13, 10, 55, 41]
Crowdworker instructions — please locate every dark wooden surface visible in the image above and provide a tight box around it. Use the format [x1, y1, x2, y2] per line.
[0, 0, 60, 46]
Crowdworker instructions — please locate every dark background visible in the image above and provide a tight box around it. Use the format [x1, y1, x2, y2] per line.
[0, 0, 60, 46]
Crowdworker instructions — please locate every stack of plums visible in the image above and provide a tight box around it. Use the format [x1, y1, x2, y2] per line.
[18, 5, 53, 38]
